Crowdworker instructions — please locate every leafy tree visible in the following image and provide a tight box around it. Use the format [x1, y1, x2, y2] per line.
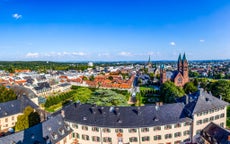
[89, 75, 95, 81]
[15, 115, 28, 132]
[210, 80, 230, 102]
[15, 106, 40, 132]
[0, 86, 17, 103]
[149, 73, 155, 80]
[198, 78, 209, 90]
[108, 76, 113, 81]
[193, 78, 199, 87]
[189, 70, 199, 77]
[160, 81, 185, 103]
[184, 82, 198, 94]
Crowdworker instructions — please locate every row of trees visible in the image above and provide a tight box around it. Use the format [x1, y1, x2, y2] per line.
[0, 86, 17, 103]
[44, 91, 76, 108]
[0, 61, 92, 73]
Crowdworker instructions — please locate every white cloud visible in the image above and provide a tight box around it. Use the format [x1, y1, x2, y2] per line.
[12, 13, 22, 20]
[170, 42, 176, 46]
[200, 39, 205, 42]
[98, 53, 110, 57]
[25, 51, 87, 59]
[118, 51, 132, 56]
[26, 52, 39, 58]
[72, 52, 86, 56]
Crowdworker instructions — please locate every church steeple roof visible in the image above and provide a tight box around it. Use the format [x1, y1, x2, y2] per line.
[183, 53, 187, 61]
[178, 54, 182, 62]
[148, 55, 151, 64]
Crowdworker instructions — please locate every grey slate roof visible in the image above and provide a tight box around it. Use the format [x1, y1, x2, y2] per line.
[0, 95, 38, 118]
[166, 71, 178, 80]
[178, 89, 228, 116]
[34, 82, 51, 91]
[201, 122, 230, 144]
[11, 85, 37, 99]
[62, 102, 192, 128]
[0, 114, 73, 144]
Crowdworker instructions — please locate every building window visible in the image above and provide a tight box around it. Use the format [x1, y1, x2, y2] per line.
[103, 128, 111, 133]
[72, 124, 78, 129]
[92, 127, 99, 132]
[142, 136, 150, 142]
[164, 125, 172, 130]
[215, 115, 220, 120]
[129, 128, 137, 133]
[174, 140, 181, 144]
[196, 130, 201, 135]
[153, 135, 161, 140]
[184, 122, 190, 126]
[165, 134, 172, 139]
[209, 116, 214, 121]
[72, 133, 75, 138]
[103, 137, 112, 142]
[76, 133, 80, 138]
[174, 132, 181, 138]
[11, 116, 14, 121]
[115, 129, 123, 133]
[183, 130, 190, 136]
[220, 122, 224, 127]
[220, 113, 225, 118]
[141, 127, 149, 132]
[153, 126, 161, 131]
[129, 137, 138, 142]
[174, 123, 181, 128]
[196, 120, 202, 125]
[82, 126, 88, 131]
[197, 112, 202, 117]
[82, 134, 89, 140]
[203, 118, 209, 123]
[5, 118, 8, 123]
[92, 136, 100, 142]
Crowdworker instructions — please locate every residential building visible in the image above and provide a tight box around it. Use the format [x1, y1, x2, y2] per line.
[200, 122, 230, 144]
[0, 114, 73, 144]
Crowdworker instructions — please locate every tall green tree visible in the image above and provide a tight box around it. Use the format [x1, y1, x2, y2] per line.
[15, 106, 40, 132]
[0, 86, 17, 103]
[210, 80, 230, 102]
[184, 82, 198, 94]
[160, 81, 185, 103]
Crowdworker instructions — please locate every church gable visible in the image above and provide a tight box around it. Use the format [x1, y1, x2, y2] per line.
[174, 72, 184, 87]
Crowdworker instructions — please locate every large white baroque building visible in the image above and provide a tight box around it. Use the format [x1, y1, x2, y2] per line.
[62, 89, 228, 144]
[0, 89, 228, 144]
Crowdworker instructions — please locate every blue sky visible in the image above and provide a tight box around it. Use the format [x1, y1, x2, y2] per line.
[0, 0, 230, 61]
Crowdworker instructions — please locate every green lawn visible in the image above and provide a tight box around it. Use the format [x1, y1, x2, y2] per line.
[44, 86, 131, 112]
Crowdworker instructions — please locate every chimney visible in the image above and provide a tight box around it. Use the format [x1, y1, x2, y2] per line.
[186, 95, 189, 104]
[61, 110, 65, 118]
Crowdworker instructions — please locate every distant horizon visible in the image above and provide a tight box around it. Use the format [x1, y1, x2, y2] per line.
[1, 0, 230, 61]
[0, 59, 229, 63]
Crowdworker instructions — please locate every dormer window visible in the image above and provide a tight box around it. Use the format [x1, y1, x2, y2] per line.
[51, 132, 58, 140]
[58, 128, 65, 135]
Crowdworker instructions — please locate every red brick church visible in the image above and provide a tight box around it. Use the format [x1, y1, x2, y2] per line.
[160, 53, 189, 87]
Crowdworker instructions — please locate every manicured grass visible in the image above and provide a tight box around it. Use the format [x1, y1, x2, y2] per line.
[139, 86, 155, 91]
[44, 86, 131, 112]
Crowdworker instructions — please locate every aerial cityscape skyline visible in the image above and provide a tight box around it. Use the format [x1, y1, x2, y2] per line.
[0, 0, 230, 61]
